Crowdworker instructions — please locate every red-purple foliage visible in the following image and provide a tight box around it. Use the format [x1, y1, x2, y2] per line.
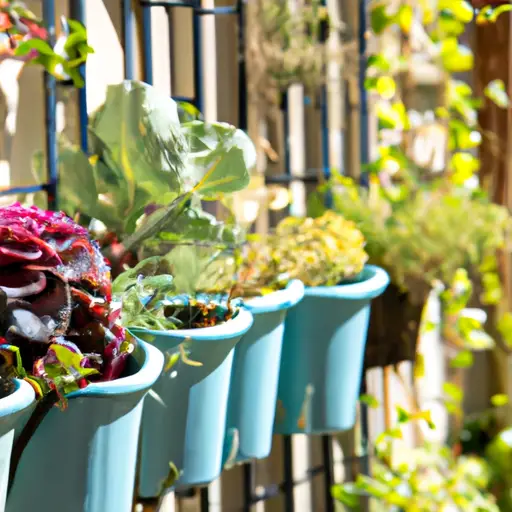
[0, 203, 130, 399]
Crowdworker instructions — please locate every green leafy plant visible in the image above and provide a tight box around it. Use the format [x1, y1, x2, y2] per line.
[327, 0, 512, 507]
[311, 175, 512, 307]
[231, 211, 368, 297]
[0, 0, 93, 87]
[31, 80, 256, 276]
[334, 429, 499, 511]
[112, 255, 241, 332]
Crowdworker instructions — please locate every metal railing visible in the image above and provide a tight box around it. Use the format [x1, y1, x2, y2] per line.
[1, 1, 372, 510]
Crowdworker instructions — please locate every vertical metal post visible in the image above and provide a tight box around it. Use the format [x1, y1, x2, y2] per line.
[283, 435, 294, 512]
[242, 461, 255, 512]
[358, 0, 371, 491]
[200, 486, 210, 512]
[192, 5, 204, 114]
[282, 91, 291, 177]
[320, 86, 329, 177]
[142, 4, 154, 85]
[322, 436, 335, 512]
[167, 7, 176, 94]
[43, 0, 58, 210]
[359, 0, 369, 168]
[123, 0, 135, 79]
[69, 0, 88, 152]
[319, 0, 329, 178]
[237, 0, 247, 131]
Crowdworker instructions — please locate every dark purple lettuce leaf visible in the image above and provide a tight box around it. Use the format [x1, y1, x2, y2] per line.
[0, 203, 132, 400]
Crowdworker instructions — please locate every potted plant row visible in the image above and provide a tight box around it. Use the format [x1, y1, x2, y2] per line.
[47, 80, 259, 497]
[44, 79, 389, 498]
[224, 211, 388, 443]
[0, 203, 164, 512]
[257, 213, 388, 434]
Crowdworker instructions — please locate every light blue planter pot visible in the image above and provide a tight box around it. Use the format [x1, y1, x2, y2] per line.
[133, 308, 253, 497]
[274, 265, 389, 435]
[7, 340, 164, 512]
[0, 380, 34, 512]
[224, 280, 305, 464]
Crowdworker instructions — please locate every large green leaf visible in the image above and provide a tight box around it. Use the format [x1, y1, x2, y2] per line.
[164, 244, 236, 295]
[182, 121, 256, 197]
[146, 206, 245, 248]
[57, 145, 98, 217]
[88, 80, 188, 209]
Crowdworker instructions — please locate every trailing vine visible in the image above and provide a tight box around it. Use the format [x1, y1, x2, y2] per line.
[330, 1, 512, 509]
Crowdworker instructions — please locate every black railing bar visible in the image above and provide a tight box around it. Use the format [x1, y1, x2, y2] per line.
[172, 95, 196, 104]
[265, 174, 323, 184]
[122, 0, 135, 79]
[322, 435, 335, 512]
[242, 461, 256, 512]
[175, 488, 196, 498]
[195, 6, 238, 15]
[237, 0, 248, 131]
[140, 1, 196, 7]
[248, 467, 325, 506]
[247, 466, 329, 505]
[0, 184, 48, 197]
[283, 435, 294, 512]
[200, 487, 209, 512]
[245, 452, 372, 505]
[43, 0, 58, 210]
[141, 3, 154, 85]
[192, 6, 204, 114]
[140, 1, 238, 15]
[69, 0, 88, 152]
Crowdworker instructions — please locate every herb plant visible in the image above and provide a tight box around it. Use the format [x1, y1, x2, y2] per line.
[112, 256, 241, 332]
[231, 211, 368, 298]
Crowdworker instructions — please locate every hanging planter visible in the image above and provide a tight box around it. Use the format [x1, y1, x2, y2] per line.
[224, 279, 305, 464]
[275, 265, 389, 434]
[0, 203, 164, 512]
[364, 284, 428, 370]
[246, 0, 357, 109]
[7, 340, 163, 512]
[0, 379, 34, 511]
[130, 307, 253, 496]
[228, 213, 387, 435]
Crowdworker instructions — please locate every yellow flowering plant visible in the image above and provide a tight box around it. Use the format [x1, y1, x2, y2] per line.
[232, 211, 368, 298]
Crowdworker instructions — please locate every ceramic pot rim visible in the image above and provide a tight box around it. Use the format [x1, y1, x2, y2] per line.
[128, 307, 254, 342]
[304, 265, 389, 300]
[66, 340, 164, 399]
[242, 279, 305, 314]
[0, 379, 35, 418]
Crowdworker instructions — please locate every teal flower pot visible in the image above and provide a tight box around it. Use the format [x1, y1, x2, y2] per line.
[274, 265, 389, 435]
[0, 380, 34, 511]
[133, 308, 253, 497]
[7, 340, 164, 512]
[224, 280, 304, 464]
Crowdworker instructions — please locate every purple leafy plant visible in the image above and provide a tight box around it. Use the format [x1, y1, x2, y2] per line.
[0, 203, 134, 495]
[0, 203, 132, 402]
